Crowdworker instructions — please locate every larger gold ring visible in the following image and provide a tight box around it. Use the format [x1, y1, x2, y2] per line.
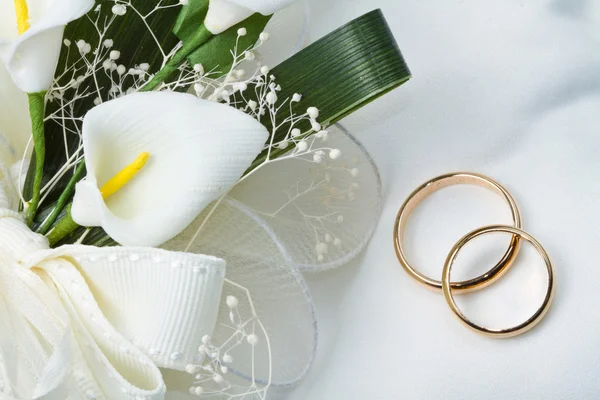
[442, 225, 555, 338]
[394, 172, 522, 293]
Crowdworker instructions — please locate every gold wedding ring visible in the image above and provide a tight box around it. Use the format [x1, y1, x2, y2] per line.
[394, 172, 555, 338]
[442, 225, 555, 338]
[394, 172, 522, 293]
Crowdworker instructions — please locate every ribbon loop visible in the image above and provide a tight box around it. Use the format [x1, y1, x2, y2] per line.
[0, 210, 225, 399]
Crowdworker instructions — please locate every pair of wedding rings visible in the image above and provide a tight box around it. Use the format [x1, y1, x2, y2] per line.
[393, 172, 555, 338]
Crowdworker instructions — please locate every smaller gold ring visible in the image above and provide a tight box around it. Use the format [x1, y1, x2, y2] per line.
[442, 225, 555, 338]
[394, 172, 522, 293]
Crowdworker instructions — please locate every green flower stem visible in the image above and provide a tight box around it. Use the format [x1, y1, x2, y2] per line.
[38, 162, 86, 235]
[142, 25, 212, 92]
[46, 206, 80, 247]
[25, 92, 46, 227]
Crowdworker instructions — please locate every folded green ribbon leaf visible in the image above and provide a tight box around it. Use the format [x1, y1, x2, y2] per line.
[248, 9, 411, 171]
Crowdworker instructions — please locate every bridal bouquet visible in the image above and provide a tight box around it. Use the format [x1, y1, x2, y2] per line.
[0, 0, 410, 398]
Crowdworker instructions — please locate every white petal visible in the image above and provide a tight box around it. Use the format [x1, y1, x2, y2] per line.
[228, 0, 297, 15]
[0, 0, 95, 92]
[256, 1, 309, 67]
[71, 91, 269, 247]
[205, 0, 297, 34]
[205, 0, 254, 35]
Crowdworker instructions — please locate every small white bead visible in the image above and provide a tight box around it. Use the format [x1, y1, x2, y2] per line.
[222, 354, 233, 363]
[307, 107, 319, 119]
[266, 92, 277, 104]
[259, 32, 270, 41]
[247, 334, 259, 346]
[112, 4, 127, 15]
[350, 168, 360, 177]
[237, 27, 247, 36]
[292, 93, 302, 102]
[226, 296, 239, 308]
[315, 242, 328, 254]
[193, 63, 204, 74]
[329, 149, 342, 160]
[185, 364, 199, 374]
[260, 66, 270, 75]
[202, 335, 211, 345]
[296, 141, 308, 152]
[103, 39, 113, 48]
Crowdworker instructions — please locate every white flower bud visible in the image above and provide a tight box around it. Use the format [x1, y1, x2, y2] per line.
[266, 92, 278, 104]
[296, 140, 308, 152]
[247, 334, 259, 345]
[112, 4, 127, 16]
[226, 295, 239, 308]
[329, 149, 341, 160]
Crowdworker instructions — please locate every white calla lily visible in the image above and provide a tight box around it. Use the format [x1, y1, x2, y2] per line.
[0, 0, 94, 93]
[71, 91, 269, 247]
[205, 0, 298, 34]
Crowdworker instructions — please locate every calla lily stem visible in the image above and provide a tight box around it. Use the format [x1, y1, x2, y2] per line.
[38, 162, 86, 235]
[141, 25, 212, 92]
[47, 206, 79, 247]
[25, 91, 46, 227]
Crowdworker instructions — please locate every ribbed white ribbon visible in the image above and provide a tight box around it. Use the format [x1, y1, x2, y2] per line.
[0, 209, 225, 400]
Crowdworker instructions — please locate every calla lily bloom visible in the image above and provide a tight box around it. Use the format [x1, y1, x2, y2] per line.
[71, 91, 269, 247]
[0, 0, 94, 93]
[205, 0, 298, 34]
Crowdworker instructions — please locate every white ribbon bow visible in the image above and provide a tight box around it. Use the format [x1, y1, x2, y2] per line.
[0, 208, 225, 399]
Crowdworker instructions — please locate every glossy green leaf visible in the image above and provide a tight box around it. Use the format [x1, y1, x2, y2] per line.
[185, 13, 271, 73]
[248, 9, 411, 170]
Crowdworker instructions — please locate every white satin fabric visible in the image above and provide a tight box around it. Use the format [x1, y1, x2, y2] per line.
[0, 202, 224, 399]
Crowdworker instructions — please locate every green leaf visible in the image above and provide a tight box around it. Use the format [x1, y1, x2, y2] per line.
[173, 0, 209, 39]
[248, 9, 411, 170]
[185, 13, 272, 73]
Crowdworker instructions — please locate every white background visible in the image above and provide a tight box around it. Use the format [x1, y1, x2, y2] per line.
[291, 0, 600, 399]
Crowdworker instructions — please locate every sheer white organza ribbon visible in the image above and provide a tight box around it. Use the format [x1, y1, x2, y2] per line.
[0, 202, 224, 399]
